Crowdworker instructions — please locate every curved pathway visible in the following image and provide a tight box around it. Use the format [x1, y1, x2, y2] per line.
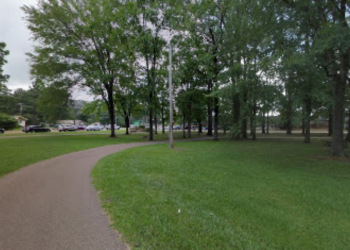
[0, 141, 163, 250]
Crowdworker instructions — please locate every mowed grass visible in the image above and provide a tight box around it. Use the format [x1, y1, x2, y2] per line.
[0, 132, 195, 178]
[0, 129, 125, 137]
[92, 139, 350, 250]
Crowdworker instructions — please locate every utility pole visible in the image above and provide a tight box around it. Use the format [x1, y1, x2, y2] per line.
[169, 42, 174, 149]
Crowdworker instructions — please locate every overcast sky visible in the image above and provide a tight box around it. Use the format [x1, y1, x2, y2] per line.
[0, 0, 92, 100]
[0, 0, 37, 90]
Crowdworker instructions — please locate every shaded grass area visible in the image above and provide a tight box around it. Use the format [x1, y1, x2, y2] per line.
[93, 139, 350, 250]
[0, 132, 196, 178]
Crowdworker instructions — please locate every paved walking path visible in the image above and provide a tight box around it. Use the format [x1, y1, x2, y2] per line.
[0, 142, 164, 250]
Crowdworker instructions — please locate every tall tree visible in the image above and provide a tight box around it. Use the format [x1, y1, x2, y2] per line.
[280, 0, 350, 155]
[36, 83, 70, 123]
[23, 0, 130, 137]
[125, 0, 167, 140]
[0, 42, 9, 90]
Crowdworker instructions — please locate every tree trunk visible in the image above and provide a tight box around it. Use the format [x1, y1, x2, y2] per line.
[207, 102, 213, 136]
[242, 118, 248, 139]
[250, 115, 254, 136]
[241, 90, 248, 139]
[198, 119, 202, 134]
[301, 107, 305, 135]
[125, 115, 130, 135]
[187, 101, 192, 138]
[107, 88, 116, 138]
[304, 97, 311, 144]
[214, 96, 219, 141]
[286, 102, 293, 135]
[251, 102, 257, 140]
[261, 112, 266, 134]
[267, 113, 270, 134]
[149, 92, 153, 141]
[302, 118, 305, 135]
[346, 108, 350, 142]
[161, 105, 165, 134]
[207, 82, 213, 136]
[187, 121, 191, 138]
[331, 75, 346, 156]
[232, 93, 241, 140]
[328, 106, 333, 136]
[182, 113, 186, 139]
[154, 114, 158, 134]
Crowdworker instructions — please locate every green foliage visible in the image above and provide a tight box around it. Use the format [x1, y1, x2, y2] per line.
[21, 0, 348, 152]
[36, 84, 70, 123]
[0, 42, 9, 85]
[0, 113, 17, 130]
[23, 0, 134, 137]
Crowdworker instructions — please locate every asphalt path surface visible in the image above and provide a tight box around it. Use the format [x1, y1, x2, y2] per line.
[0, 142, 163, 250]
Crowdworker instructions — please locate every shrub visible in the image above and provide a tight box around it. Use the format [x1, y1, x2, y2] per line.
[0, 113, 18, 130]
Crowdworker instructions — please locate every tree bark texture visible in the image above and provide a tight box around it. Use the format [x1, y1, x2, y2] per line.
[214, 96, 219, 141]
[304, 97, 311, 144]
[331, 75, 346, 155]
[345, 107, 350, 142]
[161, 105, 165, 134]
[207, 82, 213, 136]
[107, 86, 116, 138]
[148, 91, 153, 141]
[232, 93, 241, 140]
[261, 112, 266, 134]
[125, 116, 130, 135]
[251, 101, 257, 140]
[328, 106, 333, 136]
[182, 113, 186, 139]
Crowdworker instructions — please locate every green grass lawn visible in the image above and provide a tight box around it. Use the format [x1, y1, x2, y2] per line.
[92, 139, 350, 250]
[0, 129, 125, 137]
[0, 132, 199, 178]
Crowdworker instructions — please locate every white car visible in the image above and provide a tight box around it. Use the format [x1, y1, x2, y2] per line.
[58, 124, 77, 132]
[104, 124, 121, 130]
[85, 124, 102, 131]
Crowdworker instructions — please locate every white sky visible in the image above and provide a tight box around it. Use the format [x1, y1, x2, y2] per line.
[0, 0, 93, 100]
[0, 0, 36, 90]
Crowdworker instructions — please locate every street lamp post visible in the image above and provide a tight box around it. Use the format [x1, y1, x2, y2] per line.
[169, 42, 174, 149]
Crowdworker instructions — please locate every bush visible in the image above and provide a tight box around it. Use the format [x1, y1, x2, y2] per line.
[0, 113, 18, 130]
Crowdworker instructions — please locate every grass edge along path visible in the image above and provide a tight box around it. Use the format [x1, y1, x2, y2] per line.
[92, 139, 350, 250]
[0, 133, 204, 178]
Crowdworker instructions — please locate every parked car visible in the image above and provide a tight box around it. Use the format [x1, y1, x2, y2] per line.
[85, 124, 102, 131]
[173, 125, 181, 130]
[22, 125, 51, 133]
[104, 124, 121, 130]
[58, 124, 77, 132]
[0, 128, 4, 134]
[76, 125, 86, 130]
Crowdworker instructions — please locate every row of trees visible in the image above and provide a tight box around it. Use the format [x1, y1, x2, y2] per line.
[21, 0, 350, 156]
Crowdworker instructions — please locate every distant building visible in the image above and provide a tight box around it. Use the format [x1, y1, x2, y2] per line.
[12, 115, 28, 127]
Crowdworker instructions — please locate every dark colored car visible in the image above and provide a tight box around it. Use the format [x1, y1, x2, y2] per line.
[76, 125, 86, 130]
[22, 125, 51, 133]
[0, 128, 4, 134]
